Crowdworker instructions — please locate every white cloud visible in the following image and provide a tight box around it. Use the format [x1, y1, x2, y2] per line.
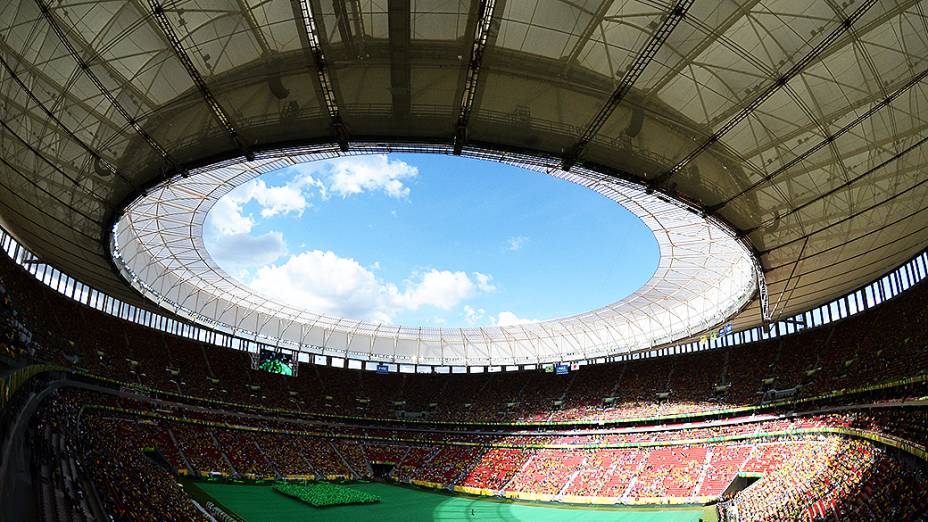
[493, 311, 539, 326]
[205, 172, 328, 237]
[464, 305, 485, 325]
[205, 156, 416, 241]
[327, 155, 418, 199]
[250, 179, 309, 218]
[250, 250, 394, 322]
[473, 272, 496, 293]
[204, 173, 330, 273]
[248, 250, 494, 323]
[395, 269, 481, 311]
[201, 156, 507, 325]
[206, 231, 287, 269]
[207, 192, 254, 235]
[506, 236, 529, 252]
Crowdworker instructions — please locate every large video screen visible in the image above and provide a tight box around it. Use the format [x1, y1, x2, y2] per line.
[257, 349, 296, 376]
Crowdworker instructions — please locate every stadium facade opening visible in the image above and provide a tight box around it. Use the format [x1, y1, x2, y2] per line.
[111, 145, 758, 366]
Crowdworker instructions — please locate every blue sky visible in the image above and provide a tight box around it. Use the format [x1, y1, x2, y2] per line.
[203, 154, 659, 327]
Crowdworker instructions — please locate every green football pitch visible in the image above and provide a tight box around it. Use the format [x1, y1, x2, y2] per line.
[184, 481, 707, 522]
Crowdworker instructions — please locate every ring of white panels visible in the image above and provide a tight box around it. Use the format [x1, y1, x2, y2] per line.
[111, 143, 758, 366]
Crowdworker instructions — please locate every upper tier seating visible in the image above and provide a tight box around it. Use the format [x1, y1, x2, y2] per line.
[2, 252, 926, 426]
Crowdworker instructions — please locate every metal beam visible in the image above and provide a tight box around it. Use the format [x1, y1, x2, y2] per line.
[332, 0, 366, 59]
[754, 134, 928, 251]
[654, 0, 879, 187]
[388, 0, 411, 118]
[331, 1, 355, 55]
[707, 0, 919, 129]
[293, 0, 349, 151]
[644, 0, 764, 96]
[561, 0, 694, 170]
[346, 0, 367, 55]
[753, 256, 771, 323]
[0, 52, 132, 182]
[146, 0, 252, 160]
[233, 0, 272, 56]
[44, 3, 160, 111]
[739, 79, 908, 160]
[453, 0, 497, 155]
[34, 0, 177, 172]
[0, 36, 125, 137]
[710, 67, 928, 212]
[560, 0, 614, 76]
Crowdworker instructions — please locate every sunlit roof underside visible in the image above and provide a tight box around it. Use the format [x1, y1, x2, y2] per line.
[1, 0, 927, 359]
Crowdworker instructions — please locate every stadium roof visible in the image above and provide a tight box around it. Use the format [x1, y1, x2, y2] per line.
[1, 0, 927, 360]
[112, 146, 756, 364]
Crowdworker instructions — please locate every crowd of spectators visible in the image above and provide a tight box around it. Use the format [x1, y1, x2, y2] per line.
[505, 449, 584, 495]
[170, 424, 233, 476]
[333, 440, 370, 476]
[567, 448, 638, 497]
[28, 392, 99, 522]
[252, 432, 321, 477]
[13, 382, 928, 521]
[363, 443, 408, 464]
[390, 446, 436, 482]
[696, 445, 753, 497]
[1, 252, 927, 427]
[213, 429, 275, 478]
[3, 239, 928, 519]
[629, 446, 708, 499]
[27, 392, 207, 521]
[719, 438, 928, 521]
[0, 277, 32, 360]
[81, 416, 208, 521]
[460, 448, 532, 490]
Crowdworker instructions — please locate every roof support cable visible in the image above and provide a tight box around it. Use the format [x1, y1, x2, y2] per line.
[561, 0, 694, 171]
[146, 0, 253, 160]
[233, 0, 294, 102]
[0, 38, 123, 137]
[295, 0, 349, 151]
[644, 0, 765, 97]
[709, 66, 928, 213]
[34, 0, 178, 174]
[561, 0, 616, 76]
[453, 0, 497, 155]
[0, 53, 130, 182]
[233, 0, 272, 56]
[42, 5, 160, 110]
[769, 237, 808, 321]
[654, 0, 879, 187]
[747, 131, 928, 241]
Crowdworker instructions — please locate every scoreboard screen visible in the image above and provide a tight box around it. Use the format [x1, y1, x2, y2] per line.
[257, 349, 296, 376]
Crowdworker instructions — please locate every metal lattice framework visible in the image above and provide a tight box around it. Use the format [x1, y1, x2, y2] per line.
[1, 0, 927, 364]
[112, 144, 756, 365]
